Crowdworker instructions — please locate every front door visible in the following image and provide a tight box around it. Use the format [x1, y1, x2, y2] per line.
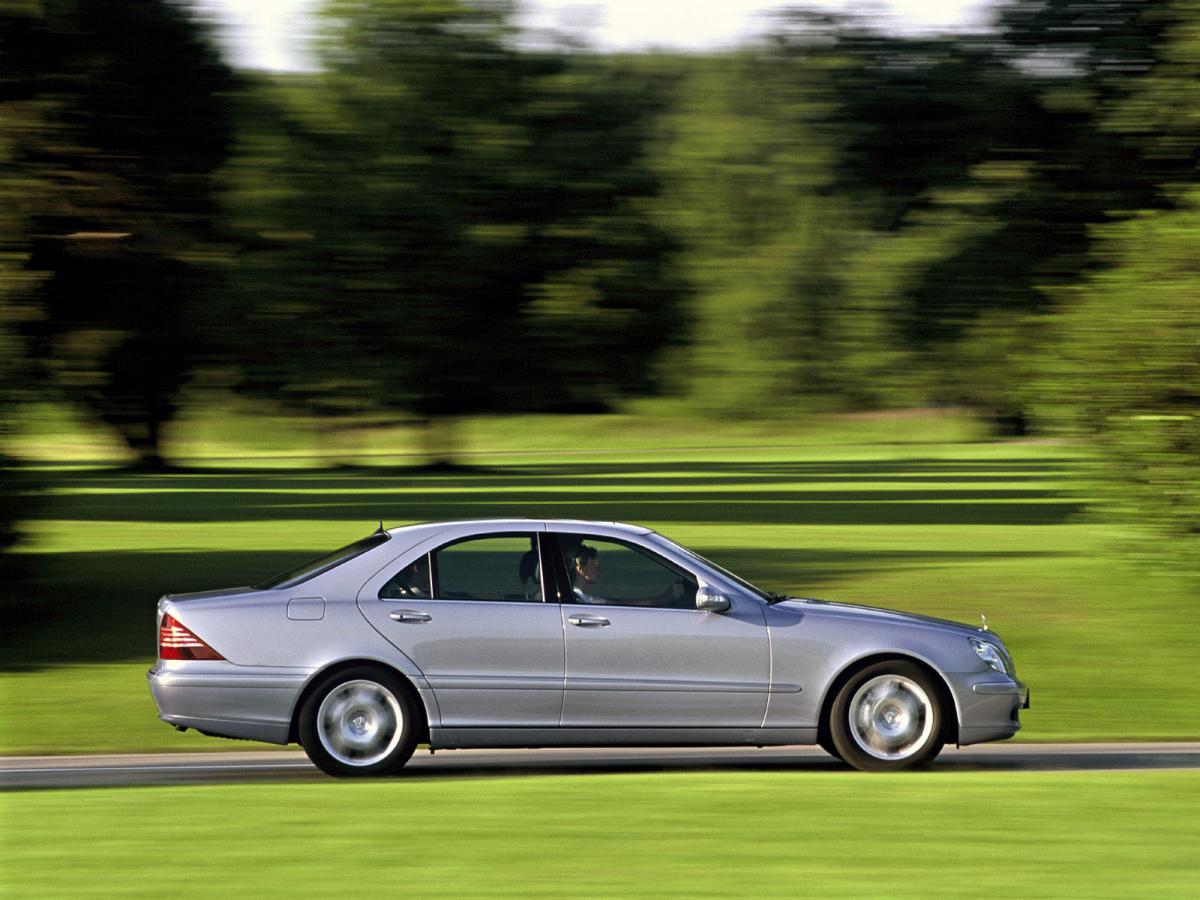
[550, 532, 770, 727]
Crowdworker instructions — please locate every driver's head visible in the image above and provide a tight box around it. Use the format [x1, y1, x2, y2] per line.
[573, 544, 600, 585]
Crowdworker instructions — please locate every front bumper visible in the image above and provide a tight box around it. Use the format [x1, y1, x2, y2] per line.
[952, 672, 1030, 746]
[973, 679, 1030, 708]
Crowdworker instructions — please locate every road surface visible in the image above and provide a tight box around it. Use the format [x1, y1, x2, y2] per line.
[4, 742, 1200, 790]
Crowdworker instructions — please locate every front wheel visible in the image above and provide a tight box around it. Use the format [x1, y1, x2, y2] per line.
[828, 661, 945, 771]
[817, 732, 844, 762]
[299, 667, 418, 777]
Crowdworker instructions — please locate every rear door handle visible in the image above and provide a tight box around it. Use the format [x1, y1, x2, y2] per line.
[389, 610, 432, 623]
[568, 614, 610, 627]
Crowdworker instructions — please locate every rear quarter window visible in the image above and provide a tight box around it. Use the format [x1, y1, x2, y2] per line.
[255, 532, 390, 590]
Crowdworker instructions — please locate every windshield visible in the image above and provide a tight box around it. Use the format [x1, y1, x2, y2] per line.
[650, 533, 779, 603]
[255, 532, 390, 590]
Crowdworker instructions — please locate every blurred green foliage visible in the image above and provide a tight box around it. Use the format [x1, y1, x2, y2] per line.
[220, 1, 685, 458]
[4, 0, 236, 469]
[1037, 0, 1200, 567]
[648, 52, 856, 413]
[1051, 196, 1200, 567]
[1, 0, 1197, 573]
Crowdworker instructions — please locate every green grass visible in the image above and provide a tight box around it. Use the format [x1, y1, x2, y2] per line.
[0, 666, 228, 754]
[3, 771, 1199, 897]
[8, 401, 990, 466]
[2, 410, 1195, 753]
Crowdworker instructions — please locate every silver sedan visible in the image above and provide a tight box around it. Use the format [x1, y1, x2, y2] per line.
[148, 519, 1028, 775]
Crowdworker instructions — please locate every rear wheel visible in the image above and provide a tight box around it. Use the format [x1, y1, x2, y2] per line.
[299, 667, 418, 777]
[828, 660, 944, 771]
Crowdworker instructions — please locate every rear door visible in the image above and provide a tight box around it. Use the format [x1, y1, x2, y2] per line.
[357, 528, 563, 726]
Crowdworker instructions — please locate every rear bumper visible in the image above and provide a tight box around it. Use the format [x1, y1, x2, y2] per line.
[147, 663, 310, 745]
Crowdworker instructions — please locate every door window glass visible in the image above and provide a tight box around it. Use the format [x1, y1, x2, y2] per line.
[556, 535, 697, 609]
[379, 554, 432, 599]
[432, 534, 542, 602]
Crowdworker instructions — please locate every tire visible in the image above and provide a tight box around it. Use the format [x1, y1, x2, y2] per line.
[817, 732, 844, 762]
[299, 666, 419, 777]
[828, 660, 945, 772]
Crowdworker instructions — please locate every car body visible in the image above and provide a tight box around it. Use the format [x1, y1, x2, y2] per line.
[148, 519, 1028, 774]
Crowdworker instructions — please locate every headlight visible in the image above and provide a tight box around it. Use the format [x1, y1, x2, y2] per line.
[969, 637, 1014, 676]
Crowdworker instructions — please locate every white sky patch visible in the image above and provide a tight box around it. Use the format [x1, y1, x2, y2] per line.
[191, 0, 322, 71]
[195, 0, 993, 72]
[522, 0, 996, 50]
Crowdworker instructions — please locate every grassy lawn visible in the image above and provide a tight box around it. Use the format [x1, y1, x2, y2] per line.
[3, 770, 1198, 897]
[2, 410, 1195, 753]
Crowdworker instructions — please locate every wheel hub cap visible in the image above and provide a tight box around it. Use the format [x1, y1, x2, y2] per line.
[316, 679, 404, 767]
[848, 675, 934, 761]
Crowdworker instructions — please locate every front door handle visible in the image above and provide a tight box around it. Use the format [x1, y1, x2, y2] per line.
[568, 614, 610, 627]
[389, 610, 432, 623]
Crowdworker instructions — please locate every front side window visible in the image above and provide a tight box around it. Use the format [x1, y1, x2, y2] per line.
[556, 534, 697, 609]
[428, 534, 542, 602]
[653, 534, 776, 603]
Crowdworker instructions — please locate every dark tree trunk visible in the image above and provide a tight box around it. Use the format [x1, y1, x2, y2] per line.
[989, 408, 1030, 438]
[421, 416, 458, 469]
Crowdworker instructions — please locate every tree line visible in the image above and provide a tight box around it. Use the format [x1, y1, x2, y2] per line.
[1, 0, 1197, 568]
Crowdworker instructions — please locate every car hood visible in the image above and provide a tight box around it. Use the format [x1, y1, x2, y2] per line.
[777, 597, 984, 637]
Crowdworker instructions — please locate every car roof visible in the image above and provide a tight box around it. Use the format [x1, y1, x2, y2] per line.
[385, 518, 652, 538]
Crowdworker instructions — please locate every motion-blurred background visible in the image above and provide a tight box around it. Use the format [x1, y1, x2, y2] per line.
[1, 0, 1197, 754]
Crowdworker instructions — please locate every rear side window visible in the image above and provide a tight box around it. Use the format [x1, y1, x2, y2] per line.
[255, 532, 390, 590]
[432, 534, 541, 602]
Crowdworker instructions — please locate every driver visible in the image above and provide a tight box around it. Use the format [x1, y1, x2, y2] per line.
[570, 544, 687, 607]
[571, 544, 604, 604]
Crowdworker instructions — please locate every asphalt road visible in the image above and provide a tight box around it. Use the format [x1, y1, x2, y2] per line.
[4, 742, 1200, 790]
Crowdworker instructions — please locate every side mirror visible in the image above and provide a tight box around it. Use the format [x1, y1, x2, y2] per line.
[696, 585, 731, 613]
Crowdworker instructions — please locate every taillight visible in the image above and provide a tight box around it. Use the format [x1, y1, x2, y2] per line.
[159, 613, 225, 661]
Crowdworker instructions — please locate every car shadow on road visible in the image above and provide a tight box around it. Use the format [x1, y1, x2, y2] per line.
[391, 747, 1200, 779]
[7, 747, 1200, 791]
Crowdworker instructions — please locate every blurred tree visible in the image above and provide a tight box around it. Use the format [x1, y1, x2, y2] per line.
[1045, 1, 1200, 570]
[809, 27, 1038, 232]
[1050, 195, 1200, 569]
[997, 0, 1175, 99]
[13, 0, 236, 468]
[649, 51, 877, 415]
[656, 18, 1050, 423]
[1100, 0, 1200, 174]
[1, 3, 51, 603]
[222, 0, 685, 461]
[813, 27, 1054, 425]
[765, 9, 1173, 432]
[648, 20, 1099, 423]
